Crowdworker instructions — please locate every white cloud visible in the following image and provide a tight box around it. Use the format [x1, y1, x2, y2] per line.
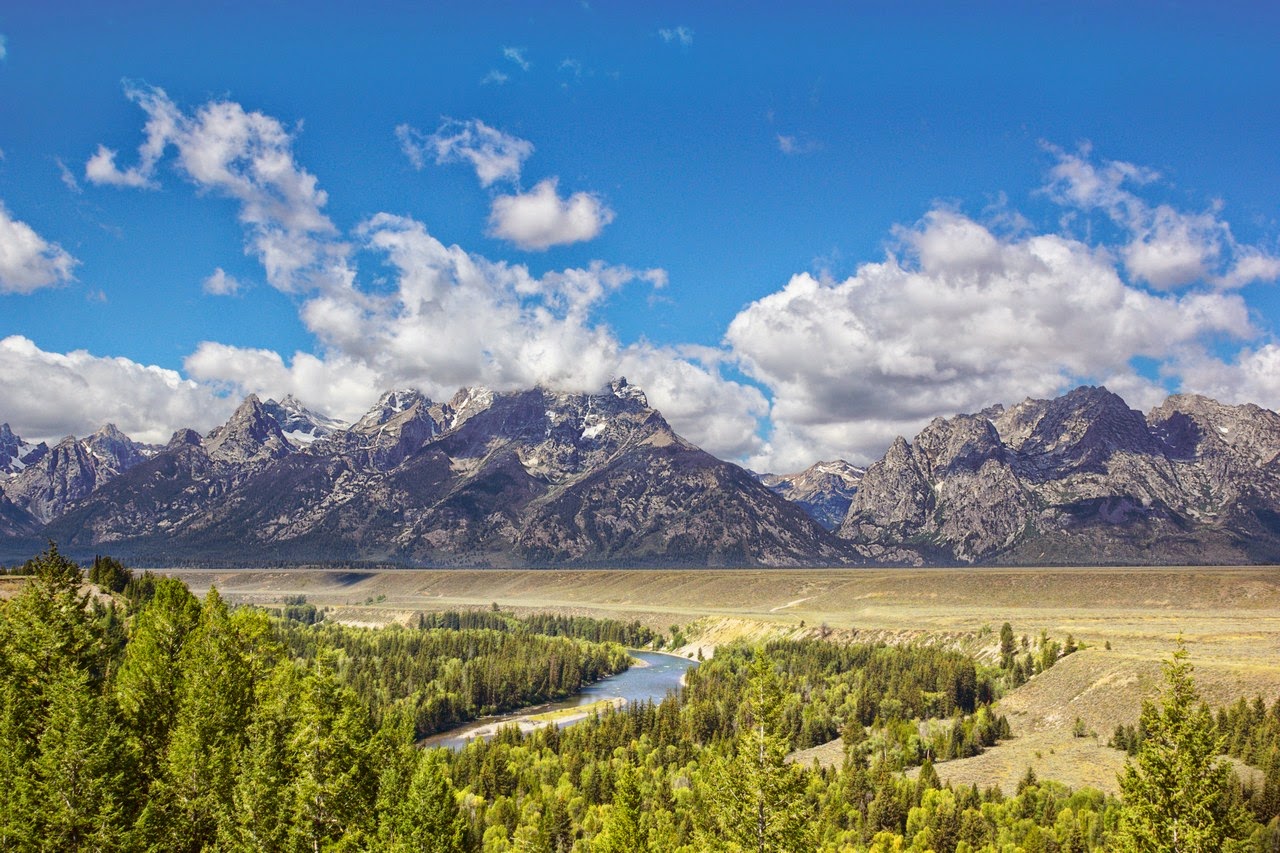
[0, 35, 7, 61]
[181, 212, 762, 458]
[202, 267, 242, 296]
[726, 208, 1255, 469]
[87, 83, 350, 296]
[0, 202, 78, 294]
[480, 69, 509, 86]
[0, 335, 229, 445]
[1044, 143, 1280, 290]
[777, 134, 820, 156]
[398, 118, 534, 186]
[487, 178, 614, 250]
[56, 158, 82, 193]
[659, 26, 694, 47]
[502, 46, 531, 71]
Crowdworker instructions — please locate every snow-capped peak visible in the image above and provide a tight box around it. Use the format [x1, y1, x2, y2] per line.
[263, 395, 346, 445]
[610, 377, 648, 407]
[0, 423, 47, 476]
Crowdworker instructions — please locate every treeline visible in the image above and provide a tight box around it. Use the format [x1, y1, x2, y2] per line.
[680, 639, 1010, 764]
[274, 619, 630, 738]
[413, 609, 654, 648]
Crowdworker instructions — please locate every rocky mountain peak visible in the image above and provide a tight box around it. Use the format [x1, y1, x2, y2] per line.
[997, 385, 1161, 478]
[262, 395, 344, 445]
[1148, 393, 1280, 467]
[167, 428, 204, 450]
[87, 423, 147, 473]
[913, 413, 1007, 479]
[1, 424, 47, 475]
[609, 377, 648, 407]
[759, 459, 864, 531]
[354, 389, 431, 433]
[205, 395, 294, 464]
[443, 386, 495, 430]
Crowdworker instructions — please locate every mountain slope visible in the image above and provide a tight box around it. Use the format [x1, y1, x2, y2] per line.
[38, 380, 846, 567]
[838, 386, 1280, 565]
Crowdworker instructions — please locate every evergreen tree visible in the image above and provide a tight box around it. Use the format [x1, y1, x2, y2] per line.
[25, 667, 128, 851]
[382, 750, 469, 853]
[288, 656, 377, 851]
[999, 622, 1016, 670]
[593, 765, 645, 853]
[1115, 641, 1251, 851]
[223, 662, 302, 852]
[697, 649, 815, 852]
[139, 588, 254, 851]
[114, 576, 201, 786]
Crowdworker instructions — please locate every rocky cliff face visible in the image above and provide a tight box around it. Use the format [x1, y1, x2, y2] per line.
[37, 379, 845, 567]
[3, 423, 151, 524]
[839, 386, 1280, 564]
[759, 460, 864, 530]
[14, 382, 1280, 567]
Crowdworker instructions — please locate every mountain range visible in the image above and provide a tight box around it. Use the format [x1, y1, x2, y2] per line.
[4, 382, 1280, 567]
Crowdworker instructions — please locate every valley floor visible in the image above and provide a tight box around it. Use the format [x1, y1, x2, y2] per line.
[167, 564, 1280, 795]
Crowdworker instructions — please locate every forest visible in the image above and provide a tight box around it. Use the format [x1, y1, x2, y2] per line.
[1, 545, 1279, 851]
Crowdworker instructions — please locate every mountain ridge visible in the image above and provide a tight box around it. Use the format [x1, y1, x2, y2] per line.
[8, 383, 1280, 567]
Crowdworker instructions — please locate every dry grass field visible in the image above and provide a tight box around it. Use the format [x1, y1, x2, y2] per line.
[165, 565, 1280, 794]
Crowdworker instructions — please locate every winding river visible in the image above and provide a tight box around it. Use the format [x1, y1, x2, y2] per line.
[423, 650, 699, 750]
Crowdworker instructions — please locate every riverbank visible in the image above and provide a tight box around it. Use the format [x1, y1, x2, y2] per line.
[446, 697, 627, 744]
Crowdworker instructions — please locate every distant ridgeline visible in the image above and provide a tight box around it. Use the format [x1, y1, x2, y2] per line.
[1, 545, 1276, 850]
[7, 383, 1280, 566]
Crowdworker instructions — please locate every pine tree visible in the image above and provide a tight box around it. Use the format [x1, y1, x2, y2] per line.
[382, 750, 469, 853]
[26, 667, 129, 851]
[1115, 641, 1251, 851]
[288, 656, 377, 851]
[697, 649, 815, 852]
[139, 587, 254, 851]
[593, 764, 645, 853]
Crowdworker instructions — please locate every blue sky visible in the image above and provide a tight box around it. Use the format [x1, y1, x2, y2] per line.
[1, 2, 1279, 470]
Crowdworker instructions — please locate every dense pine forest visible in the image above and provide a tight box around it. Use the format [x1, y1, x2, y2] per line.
[2, 546, 1279, 851]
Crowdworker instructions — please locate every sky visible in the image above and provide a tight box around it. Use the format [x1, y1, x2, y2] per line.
[2, 2, 1280, 472]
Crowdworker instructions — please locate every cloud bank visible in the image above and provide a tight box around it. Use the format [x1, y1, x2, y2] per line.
[25, 88, 1278, 473]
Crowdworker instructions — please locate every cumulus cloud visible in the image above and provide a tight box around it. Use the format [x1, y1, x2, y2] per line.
[727, 209, 1255, 469]
[659, 26, 694, 47]
[1044, 143, 1280, 290]
[86, 82, 349, 295]
[398, 118, 534, 186]
[487, 179, 614, 250]
[201, 267, 242, 296]
[0, 202, 78, 294]
[0, 335, 230, 444]
[182, 212, 760, 456]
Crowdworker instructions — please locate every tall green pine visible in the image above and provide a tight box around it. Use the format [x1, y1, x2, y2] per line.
[1115, 641, 1251, 852]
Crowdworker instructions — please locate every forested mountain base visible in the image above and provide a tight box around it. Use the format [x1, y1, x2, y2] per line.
[1, 546, 1278, 851]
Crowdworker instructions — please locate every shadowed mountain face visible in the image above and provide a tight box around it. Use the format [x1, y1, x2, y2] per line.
[838, 386, 1280, 565]
[9, 383, 1280, 567]
[32, 380, 846, 567]
[758, 461, 864, 531]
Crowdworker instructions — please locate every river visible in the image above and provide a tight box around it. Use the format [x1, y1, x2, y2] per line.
[422, 650, 699, 750]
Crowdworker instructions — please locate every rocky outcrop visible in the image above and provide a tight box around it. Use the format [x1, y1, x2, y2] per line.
[839, 386, 1280, 564]
[758, 460, 863, 530]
